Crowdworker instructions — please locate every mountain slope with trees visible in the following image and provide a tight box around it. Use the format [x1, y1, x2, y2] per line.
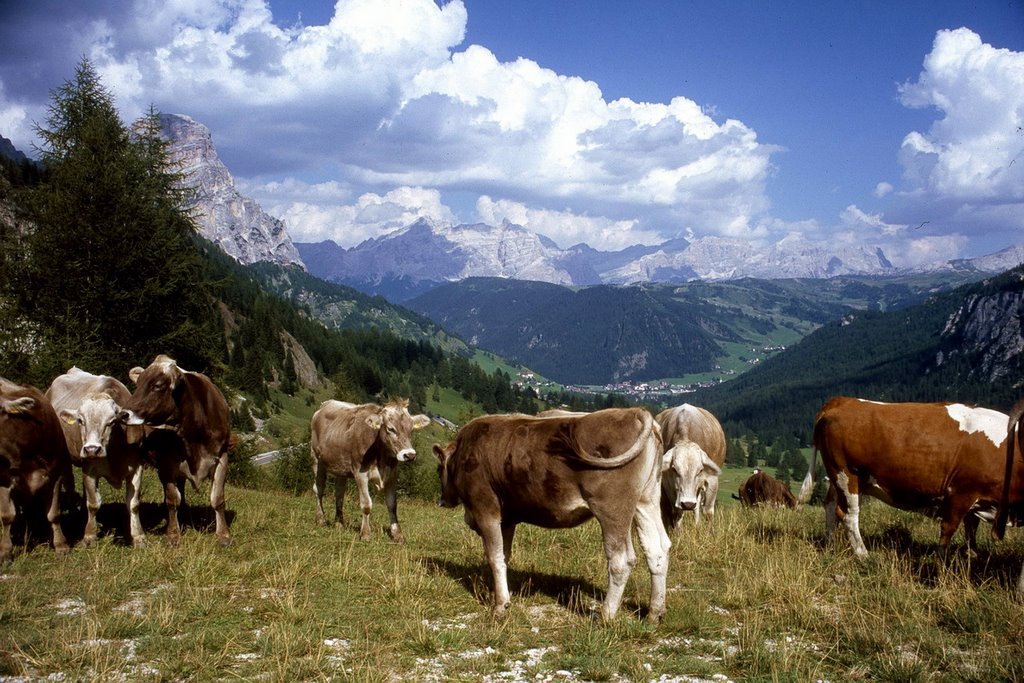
[693, 265, 1024, 445]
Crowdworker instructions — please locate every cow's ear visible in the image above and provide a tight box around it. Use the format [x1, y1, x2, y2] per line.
[701, 451, 722, 476]
[412, 414, 431, 430]
[661, 446, 675, 472]
[128, 366, 144, 384]
[432, 442, 448, 463]
[58, 409, 80, 425]
[0, 396, 36, 414]
[167, 362, 184, 388]
[365, 414, 384, 430]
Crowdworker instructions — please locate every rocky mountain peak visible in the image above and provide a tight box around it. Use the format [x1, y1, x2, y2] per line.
[159, 113, 304, 269]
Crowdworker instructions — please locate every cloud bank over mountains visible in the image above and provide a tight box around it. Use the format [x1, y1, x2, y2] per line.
[0, 1, 1020, 267]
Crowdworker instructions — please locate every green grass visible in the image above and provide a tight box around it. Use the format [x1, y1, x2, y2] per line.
[3, 470, 1024, 681]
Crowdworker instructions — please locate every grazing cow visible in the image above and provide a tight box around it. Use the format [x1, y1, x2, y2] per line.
[734, 468, 798, 509]
[994, 398, 1024, 593]
[0, 378, 70, 562]
[798, 396, 1024, 559]
[47, 368, 148, 547]
[120, 355, 232, 547]
[656, 404, 727, 528]
[311, 399, 430, 542]
[433, 408, 670, 622]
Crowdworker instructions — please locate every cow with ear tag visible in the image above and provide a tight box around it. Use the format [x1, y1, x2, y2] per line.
[46, 367, 148, 547]
[310, 399, 431, 543]
[120, 355, 233, 547]
[656, 404, 727, 529]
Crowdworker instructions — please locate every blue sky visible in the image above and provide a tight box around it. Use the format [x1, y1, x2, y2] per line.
[0, 0, 1022, 265]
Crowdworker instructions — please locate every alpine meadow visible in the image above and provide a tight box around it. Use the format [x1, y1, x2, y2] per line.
[2, 58, 1024, 683]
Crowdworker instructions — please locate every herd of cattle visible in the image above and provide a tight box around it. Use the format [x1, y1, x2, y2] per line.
[2, 355, 1024, 622]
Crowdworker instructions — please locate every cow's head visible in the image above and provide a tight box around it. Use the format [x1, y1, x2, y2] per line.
[59, 393, 122, 459]
[662, 441, 721, 511]
[374, 400, 431, 463]
[432, 441, 460, 508]
[120, 355, 183, 426]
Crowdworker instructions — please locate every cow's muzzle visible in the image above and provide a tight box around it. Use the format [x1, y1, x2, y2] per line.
[677, 500, 698, 511]
[118, 408, 145, 426]
[82, 444, 105, 458]
[397, 448, 417, 463]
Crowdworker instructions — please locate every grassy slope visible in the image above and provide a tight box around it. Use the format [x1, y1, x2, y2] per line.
[2, 476, 1023, 681]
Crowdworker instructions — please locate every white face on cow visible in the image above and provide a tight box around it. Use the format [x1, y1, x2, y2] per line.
[60, 394, 121, 459]
[663, 441, 721, 511]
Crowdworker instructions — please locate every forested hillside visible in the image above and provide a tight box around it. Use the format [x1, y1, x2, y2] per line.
[406, 274, 978, 385]
[694, 265, 1024, 444]
[0, 59, 552, 427]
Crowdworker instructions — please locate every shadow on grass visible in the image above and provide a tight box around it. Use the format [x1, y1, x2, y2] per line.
[420, 555, 643, 619]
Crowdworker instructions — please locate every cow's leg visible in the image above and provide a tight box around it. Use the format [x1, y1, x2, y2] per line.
[823, 485, 838, 543]
[501, 522, 516, 564]
[961, 513, 980, 558]
[595, 512, 636, 621]
[634, 497, 670, 624]
[158, 462, 182, 547]
[354, 471, 374, 540]
[312, 456, 329, 527]
[834, 472, 868, 558]
[126, 464, 146, 548]
[333, 475, 347, 529]
[82, 471, 101, 547]
[702, 476, 720, 523]
[382, 469, 404, 543]
[0, 486, 14, 563]
[478, 519, 511, 618]
[209, 451, 231, 547]
[45, 478, 68, 555]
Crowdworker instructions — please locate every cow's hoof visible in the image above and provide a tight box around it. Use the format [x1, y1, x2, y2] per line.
[165, 536, 181, 548]
[132, 537, 148, 549]
[646, 609, 665, 625]
[218, 536, 233, 548]
[82, 536, 97, 548]
[54, 545, 71, 556]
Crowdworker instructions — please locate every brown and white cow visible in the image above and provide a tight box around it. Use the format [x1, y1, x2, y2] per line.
[656, 404, 727, 528]
[798, 396, 1024, 559]
[47, 367, 148, 547]
[0, 378, 70, 562]
[994, 398, 1024, 593]
[310, 399, 430, 542]
[433, 408, 671, 622]
[120, 355, 232, 547]
[734, 468, 798, 509]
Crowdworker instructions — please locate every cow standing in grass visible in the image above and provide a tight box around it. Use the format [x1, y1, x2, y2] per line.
[799, 396, 1024, 558]
[433, 407, 670, 622]
[120, 355, 233, 547]
[47, 367, 148, 547]
[734, 468, 798, 509]
[310, 399, 430, 543]
[656, 404, 727, 528]
[0, 378, 70, 562]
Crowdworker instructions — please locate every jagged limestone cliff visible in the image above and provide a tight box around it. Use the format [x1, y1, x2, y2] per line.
[160, 113, 304, 269]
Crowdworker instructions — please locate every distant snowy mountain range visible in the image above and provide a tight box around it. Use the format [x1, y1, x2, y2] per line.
[295, 217, 1024, 301]
[7, 115, 1022, 298]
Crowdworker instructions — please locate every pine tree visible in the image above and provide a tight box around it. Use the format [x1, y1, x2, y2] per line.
[14, 59, 222, 382]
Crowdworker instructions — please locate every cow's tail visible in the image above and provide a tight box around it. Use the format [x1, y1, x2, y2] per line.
[993, 398, 1024, 541]
[570, 409, 656, 469]
[797, 438, 819, 509]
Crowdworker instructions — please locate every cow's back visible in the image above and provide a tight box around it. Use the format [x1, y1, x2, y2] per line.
[815, 397, 1012, 502]
[451, 408, 659, 527]
[656, 404, 726, 466]
[311, 401, 375, 472]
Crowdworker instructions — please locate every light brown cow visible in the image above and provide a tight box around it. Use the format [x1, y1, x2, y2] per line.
[0, 378, 70, 562]
[734, 468, 798, 509]
[120, 355, 233, 547]
[433, 408, 670, 622]
[994, 398, 1024, 593]
[656, 404, 727, 528]
[311, 399, 430, 542]
[798, 397, 1024, 559]
[47, 367, 148, 547]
